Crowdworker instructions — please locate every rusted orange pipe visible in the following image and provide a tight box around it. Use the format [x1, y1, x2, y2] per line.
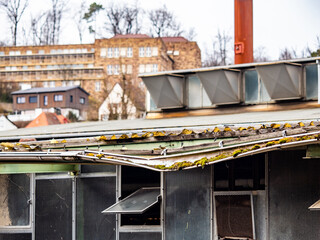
[234, 0, 253, 64]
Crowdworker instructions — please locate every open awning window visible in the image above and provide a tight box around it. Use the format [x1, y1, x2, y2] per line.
[102, 187, 161, 214]
[309, 199, 320, 211]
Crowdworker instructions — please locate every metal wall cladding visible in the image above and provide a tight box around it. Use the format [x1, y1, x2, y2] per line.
[142, 75, 184, 109]
[196, 70, 240, 105]
[256, 63, 302, 100]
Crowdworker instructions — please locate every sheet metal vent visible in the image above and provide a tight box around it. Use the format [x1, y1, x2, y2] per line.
[256, 63, 302, 100]
[142, 75, 184, 109]
[196, 70, 240, 105]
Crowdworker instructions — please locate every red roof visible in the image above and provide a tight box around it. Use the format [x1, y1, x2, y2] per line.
[111, 34, 151, 39]
[26, 112, 69, 128]
[161, 37, 189, 43]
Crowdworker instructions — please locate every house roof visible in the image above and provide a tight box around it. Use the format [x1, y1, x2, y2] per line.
[11, 86, 90, 96]
[111, 34, 151, 39]
[161, 36, 189, 43]
[26, 112, 69, 128]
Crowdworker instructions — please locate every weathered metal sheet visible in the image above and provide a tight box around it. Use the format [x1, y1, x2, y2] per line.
[256, 63, 302, 100]
[197, 70, 240, 105]
[142, 75, 184, 108]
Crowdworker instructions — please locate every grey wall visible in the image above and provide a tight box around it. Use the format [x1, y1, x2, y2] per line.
[268, 150, 320, 240]
[164, 167, 211, 240]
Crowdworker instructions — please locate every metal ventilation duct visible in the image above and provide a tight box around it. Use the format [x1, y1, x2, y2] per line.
[142, 75, 184, 109]
[256, 63, 302, 100]
[196, 70, 240, 105]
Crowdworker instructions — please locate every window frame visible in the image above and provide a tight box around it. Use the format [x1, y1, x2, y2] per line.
[80, 97, 85, 104]
[139, 47, 145, 57]
[17, 96, 26, 104]
[127, 47, 133, 57]
[29, 96, 38, 104]
[54, 95, 63, 102]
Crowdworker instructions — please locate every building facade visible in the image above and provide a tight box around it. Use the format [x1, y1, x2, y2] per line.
[11, 86, 89, 121]
[0, 35, 201, 119]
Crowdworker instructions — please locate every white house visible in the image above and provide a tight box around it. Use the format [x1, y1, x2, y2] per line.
[0, 116, 17, 131]
[99, 83, 138, 121]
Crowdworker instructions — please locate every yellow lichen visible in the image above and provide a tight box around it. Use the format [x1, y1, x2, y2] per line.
[142, 132, 153, 138]
[298, 122, 305, 127]
[97, 135, 107, 141]
[50, 139, 59, 144]
[224, 127, 232, 132]
[0, 142, 15, 149]
[271, 123, 281, 129]
[237, 127, 247, 131]
[251, 144, 261, 150]
[153, 131, 165, 137]
[169, 161, 193, 170]
[119, 134, 128, 139]
[110, 135, 117, 140]
[96, 154, 104, 159]
[86, 153, 95, 156]
[310, 121, 315, 126]
[194, 157, 209, 168]
[283, 123, 291, 128]
[181, 129, 194, 135]
[131, 133, 139, 138]
[61, 139, 67, 143]
[213, 127, 220, 133]
[247, 126, 255, 130]
[232, 149, 243, 157]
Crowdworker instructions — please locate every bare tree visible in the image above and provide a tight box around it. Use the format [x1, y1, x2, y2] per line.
[254, 46, 270, 62]
[74, 0, 87, 43]
[148, 5, 182, 37]
[0, 0, 28, 46]
[202, 30, 232, 67]
[279, 47, 294, 60]
[31, 0, 66, 45]
[104, 2, 141, 36]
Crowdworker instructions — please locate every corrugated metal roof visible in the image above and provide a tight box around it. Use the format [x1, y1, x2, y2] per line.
[11, 86, 89, 95]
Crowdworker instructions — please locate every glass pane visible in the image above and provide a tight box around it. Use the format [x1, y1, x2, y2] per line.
[77, 177, 116, 240]
[119, 232, 161, 240]
[103, 188, 160, 214]
[0, 234, 31, 240]
[215, 195, 253, 239]
[165, 167, 211, 239]
[188, 76, 202, 108]
[35, 179, 72, 240]
[81, 165, 116, 173]
[0, 174, 30, 226]
[306, 64, 318, 100]
[245, 70, 259, 103]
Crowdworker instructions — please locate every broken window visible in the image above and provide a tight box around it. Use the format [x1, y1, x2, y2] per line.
[214, 154, 265, 191]
[119, 166, 161, 226]
[215, 194, 254, 240]
[0, 174, 31, 227]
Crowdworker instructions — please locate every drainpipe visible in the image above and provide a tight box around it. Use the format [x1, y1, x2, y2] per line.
[234, 0, 253, 64]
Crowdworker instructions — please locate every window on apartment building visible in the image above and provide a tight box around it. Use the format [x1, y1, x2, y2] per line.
[35, 65, 41, 69]
[127, 47, 133, 57]
[70, 95, 73, 103]
[95, 81, 101, 92]
[82, 48, 87, 53]
[121, 65, 126, 74]
[26, 50, 32, 55]
[173, 51, 180, 56]
[139, 64, 145, 73]
[153, 64, 158, 72]
[70, 49, 76, 53]
[49, 81, 55, 88]
[11, 66, 17, 71]
[107, 65, 113, 75]
[107, 48, 113, 58]
[120, 48, 126, 57]
[23, 66, 28, 70]
[54, 95, 63, 102]
[0, 51, 4, 56]
[80, 97, 85, 104]
[114, 48, 119, 58]
[76, 49, 81, 53]
[152, 47, 158, 56]
[114, 65, 120, 75]
[100, 48, 107, 57]
[145, 64, 152, 73]
[87, 63, 94, 68]
[38, 50, 45, 54]
[17, 96, 25, 104]
[44, 95, 48, 105]
[29, 96, 38, 103]
[146, 47, 152, 57]
[43, 81, 48, 87]
[51, 49, 57, 54]
[63, 49, 69, 54]
[127, 65, 132, 74]
[139, 47, 145, 57]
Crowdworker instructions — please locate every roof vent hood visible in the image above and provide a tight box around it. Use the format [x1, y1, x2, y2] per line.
[142, 75, 184, 109]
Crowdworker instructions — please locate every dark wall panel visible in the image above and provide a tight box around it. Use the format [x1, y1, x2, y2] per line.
[165, 167, 211, 240]
[269, 150, 320, 240]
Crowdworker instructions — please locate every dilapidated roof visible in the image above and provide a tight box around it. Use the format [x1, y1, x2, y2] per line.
[1, 108, 320, 172]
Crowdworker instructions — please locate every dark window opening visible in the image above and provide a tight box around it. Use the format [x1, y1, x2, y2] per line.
[43, 95, 48, 106]
[29, 96, 37, 103]
[214, 154, 265, 191]
[120, 166, 161, 226]
[70, 95, 73, 103]
[215, 195, 254, 239]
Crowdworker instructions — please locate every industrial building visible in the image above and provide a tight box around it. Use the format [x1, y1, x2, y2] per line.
[0, 57, 319, 240]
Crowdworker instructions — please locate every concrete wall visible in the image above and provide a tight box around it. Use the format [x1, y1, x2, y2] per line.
[268, 150, 320, 240]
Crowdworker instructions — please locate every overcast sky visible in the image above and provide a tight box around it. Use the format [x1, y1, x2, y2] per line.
[1, 0, 320, 62]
